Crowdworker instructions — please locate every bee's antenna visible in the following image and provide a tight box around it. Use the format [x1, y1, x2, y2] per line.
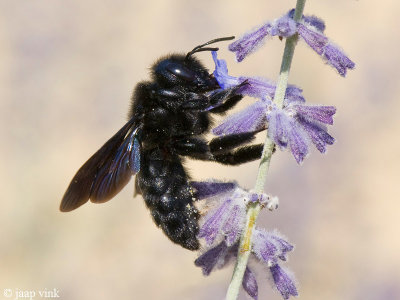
[185, 36, 235, 60]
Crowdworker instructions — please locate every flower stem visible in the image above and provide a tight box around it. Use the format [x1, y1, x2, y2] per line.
[225, 1, 306, 299]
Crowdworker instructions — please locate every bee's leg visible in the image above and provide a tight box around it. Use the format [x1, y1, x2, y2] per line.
[211, 144, 264, 165]
[174, 133, 268, 166]
[209, 132, 257, 155]
[173, 138, 212, 160]
[182, 85, 245, 111]
[208, 95, 242, 114]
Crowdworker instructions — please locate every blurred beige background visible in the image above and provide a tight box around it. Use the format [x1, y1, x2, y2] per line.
[1, 0, 399, 299]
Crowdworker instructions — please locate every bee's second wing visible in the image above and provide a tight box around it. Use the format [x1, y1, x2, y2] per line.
[60, 118, 141, 212]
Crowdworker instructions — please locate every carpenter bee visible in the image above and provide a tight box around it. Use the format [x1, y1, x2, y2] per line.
[60, 37, 263, 250]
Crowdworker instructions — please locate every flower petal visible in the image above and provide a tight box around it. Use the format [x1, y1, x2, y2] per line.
[191, 180, 237, 200]
[297, 23, 328, 55]
[293, 104, 336, 125]
[237, 77, 276, 99]
[297, 117, 335, 153]
[243, 267, 258, 300]
[267, 109, 289, 148]
[286, 117, 310, 164]
[198, 198, 233, 245]
[323, 43, 355, 76]
[212, 51, 242, 89]
[221, 204, 246, 246]
[213, 101, 267, 136]
[229, 23, 272, 62]
[194, 241, 228, 276]
[270, 264, 298, 300]
[252, 229, 280, 266]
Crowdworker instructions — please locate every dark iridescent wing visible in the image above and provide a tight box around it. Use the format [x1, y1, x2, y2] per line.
[60, 118, 141, 212]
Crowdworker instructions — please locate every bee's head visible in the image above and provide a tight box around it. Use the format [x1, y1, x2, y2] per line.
[152, 36, 234, 90]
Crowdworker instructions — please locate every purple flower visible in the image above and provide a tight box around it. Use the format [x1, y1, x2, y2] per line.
[252, 229, 294, 266]
[194, 240, 234, 275]
[322, 43, 356, 76]
[297, 23, 328, 55]
[213, 97, 336, 164]
[195, 241, 260, 300]
[212, 51, 304, 103]
[195, 227, 296, 300]
[194, 180, 274, 246]
[229, 10, 355, 76]
[191, 180, 237, 200]
[270, 264, 298, 300]
[297, 23, 355, 76]
[229, 15, 297, 62]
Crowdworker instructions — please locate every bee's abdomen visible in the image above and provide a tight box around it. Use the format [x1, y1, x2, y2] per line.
[137, 148, 199, 250]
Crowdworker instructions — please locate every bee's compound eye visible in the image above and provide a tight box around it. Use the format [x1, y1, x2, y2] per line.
[165, 62, 195, 81]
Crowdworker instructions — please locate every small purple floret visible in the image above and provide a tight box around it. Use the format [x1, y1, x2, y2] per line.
[296, 117, 335, 153]
[252, 229, 294, 266]
[229, 23, 271, 62]
[228, 10, 354, 76]
[194, 241, 229, 276]
[270, 264, 298, 300]
[297, 23, 328, 55]
[323, 43, 355, 76]
[297, 23, 355, 76]
[292, 104, 336, 125]
[196, 182, 253, 246]
[212, 52, 306, 103]
[229, 14, 297, 62]
[267, 108, 309, 164]
[212, 51, 241, 89]
[213, 93, 336, 163]
[191, 180, 237, 200]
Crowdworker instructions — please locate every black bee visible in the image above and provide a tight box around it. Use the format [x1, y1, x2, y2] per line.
[60, 37, 263, 250]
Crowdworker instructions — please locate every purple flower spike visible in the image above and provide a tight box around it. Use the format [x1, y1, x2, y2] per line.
[212, 101, 267, 136]
[323, 43, 355, 76]
[243, 267, 258, 300]
[270, 264, 298, 300]
[229, 23, 271, 62]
